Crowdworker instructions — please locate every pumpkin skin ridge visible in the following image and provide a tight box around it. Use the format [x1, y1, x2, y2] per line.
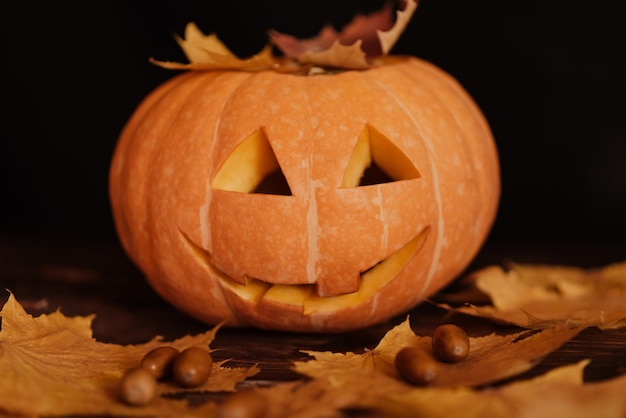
[394, 58, 500, 232]
[183, 71, 260, 319]
[198, 71, 256, 253]
[111, 72, 199, 255]
[109, 57, 500, 332]
[301, 76, 321, 290]
[146, 72, 253, 284]
[112, 71, 257, 325]
[404, 58, 500, 272]
[395, 59, 500, 218]
[299, 69, 431, 297]
[334, 180, 424, 269]
[361, 58, 500, 295]
[360, 67, 446, 294]
[205, 73, 314, 289]
[365, 65, 449, 292]
[112, 72, 196, 268]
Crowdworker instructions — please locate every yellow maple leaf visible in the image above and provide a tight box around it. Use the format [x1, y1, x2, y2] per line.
[294, 316, 581, 388]
[0, 292, 258, 417]
[250, 318, 607, 418]
[293, 317, 418, 380]
[373, 360, 626, 418]
[151, 22, 276, 71]
[436, 261, 626, 329]
[258, 361, 626, 418]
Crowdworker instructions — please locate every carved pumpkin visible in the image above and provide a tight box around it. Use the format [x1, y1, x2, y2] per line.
[109, 6, 499, 332]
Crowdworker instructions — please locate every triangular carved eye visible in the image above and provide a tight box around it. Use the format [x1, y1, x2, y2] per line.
[341, 125, 420, 188]
[212, 129, 292, 195]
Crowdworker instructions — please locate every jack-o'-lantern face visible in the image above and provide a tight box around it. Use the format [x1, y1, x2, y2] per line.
[181, 123, 431, 321]
[197, 124, 427, 300]
[109, 59, 500, 332]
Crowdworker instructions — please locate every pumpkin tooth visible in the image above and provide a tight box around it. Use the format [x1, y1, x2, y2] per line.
[303, 226, 430, 314]
[314, 272, 361, 298]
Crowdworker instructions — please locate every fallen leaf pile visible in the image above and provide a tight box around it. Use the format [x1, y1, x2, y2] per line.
[152, 0, 418, 72]
[2, 260, 626, 417]
[0, 292, 258, 417]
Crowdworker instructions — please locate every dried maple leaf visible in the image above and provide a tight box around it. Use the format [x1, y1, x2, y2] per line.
[371, 360, 626, 418]
[378, 0, 419, 55]
[299, 40, 369, 70]
[253, 361, 626, 418]
[269, 4, 395, 59]
[436, 261, 626, 329]
[0, 292, 258, 417]
[292, 316, 416, 380]
[294, 316, 581, 388]
[155, 1, 418, 73]
[258, 377, 384, 418]
[151, 22, 276, 71]
[250, 319, 598, 418]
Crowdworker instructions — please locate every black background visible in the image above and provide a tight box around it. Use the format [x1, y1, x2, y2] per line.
[1, 1, 625, 249]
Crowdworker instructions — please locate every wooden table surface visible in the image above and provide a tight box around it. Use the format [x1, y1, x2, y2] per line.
[2, 233, 626, 398]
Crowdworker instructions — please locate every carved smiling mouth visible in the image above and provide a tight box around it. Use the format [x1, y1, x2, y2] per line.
[182, 226, 429, 314]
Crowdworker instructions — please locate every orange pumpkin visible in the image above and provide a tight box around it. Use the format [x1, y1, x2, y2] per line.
[109, 53, 499, 332]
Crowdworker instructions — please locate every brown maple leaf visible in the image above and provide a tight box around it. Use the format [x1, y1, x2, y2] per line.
[436, 261, 626, 329]
[270, 0, 418, 69]
[269, 4, 395, 59]
[0, 291, 258, 417]
[298, 40, 369, 70]
[154, 0, 418, 73]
